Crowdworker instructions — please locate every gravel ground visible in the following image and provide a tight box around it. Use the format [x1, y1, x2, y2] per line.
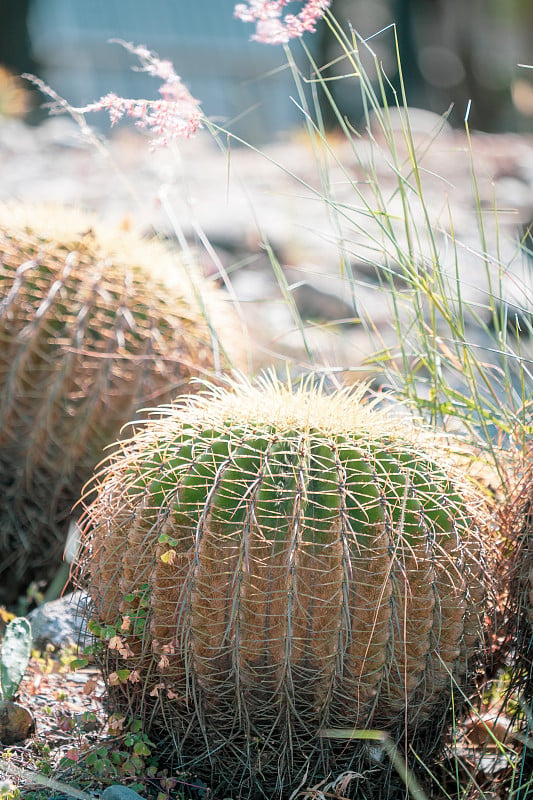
[0, 111, 532, 388]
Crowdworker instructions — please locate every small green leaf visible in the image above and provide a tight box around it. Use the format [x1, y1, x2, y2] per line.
[70, 658, 89, 671]
[158, 533, 180, 547]
[87, 620, 104, 637]
[133, 740, 151, 756]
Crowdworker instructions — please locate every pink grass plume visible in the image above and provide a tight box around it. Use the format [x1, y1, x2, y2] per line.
[73, 40, 202, 148]
[234, 0, 331, 44]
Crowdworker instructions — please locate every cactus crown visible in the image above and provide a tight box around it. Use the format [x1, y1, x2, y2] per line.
[0, 202, 196, 292]
[81, 376, 495, 798]
[100, 374, 489, 504]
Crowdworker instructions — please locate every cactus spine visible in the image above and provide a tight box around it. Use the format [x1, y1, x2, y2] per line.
[80, 378, 496, 798]
[0, 203, 242, 603]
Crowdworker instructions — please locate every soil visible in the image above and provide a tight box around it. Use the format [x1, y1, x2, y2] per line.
[0, 112, 532, 383]
[1, 650, 109, 798]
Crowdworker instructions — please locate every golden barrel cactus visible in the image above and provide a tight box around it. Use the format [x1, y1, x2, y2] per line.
[79, 378, 497, 798]
[0, 203, 243, 604]
[505, 449, 533, 688]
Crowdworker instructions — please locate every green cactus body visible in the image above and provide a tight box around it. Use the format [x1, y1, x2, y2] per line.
[0, 203, 243, 604]
[80, 379, 495, 797]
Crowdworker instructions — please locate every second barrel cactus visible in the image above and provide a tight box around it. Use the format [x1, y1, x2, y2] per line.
[0, 202, 242, 604]
[79, 378, 496, 798]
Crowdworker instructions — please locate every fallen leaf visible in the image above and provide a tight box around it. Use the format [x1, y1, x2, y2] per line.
[83, 678, 98, 696]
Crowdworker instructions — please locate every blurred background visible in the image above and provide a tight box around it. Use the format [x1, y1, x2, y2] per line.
[0, 0, 530, 437]
[0, 0, 532, 140]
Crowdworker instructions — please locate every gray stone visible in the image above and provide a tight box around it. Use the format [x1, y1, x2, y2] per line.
[290, 281, 356, 324]
[0, 700, 35, 745]
[102, 786, 146, 800]
[369, 106, 453, 135]
[27, 591, 91, 651]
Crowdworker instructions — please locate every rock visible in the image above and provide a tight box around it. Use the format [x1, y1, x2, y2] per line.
[28, 591, 91, 651]
[102, 786, 146, 800]
[369, 106, 453, 135]
[0, 700, 34, 744]
[290, 281, 356, 324]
